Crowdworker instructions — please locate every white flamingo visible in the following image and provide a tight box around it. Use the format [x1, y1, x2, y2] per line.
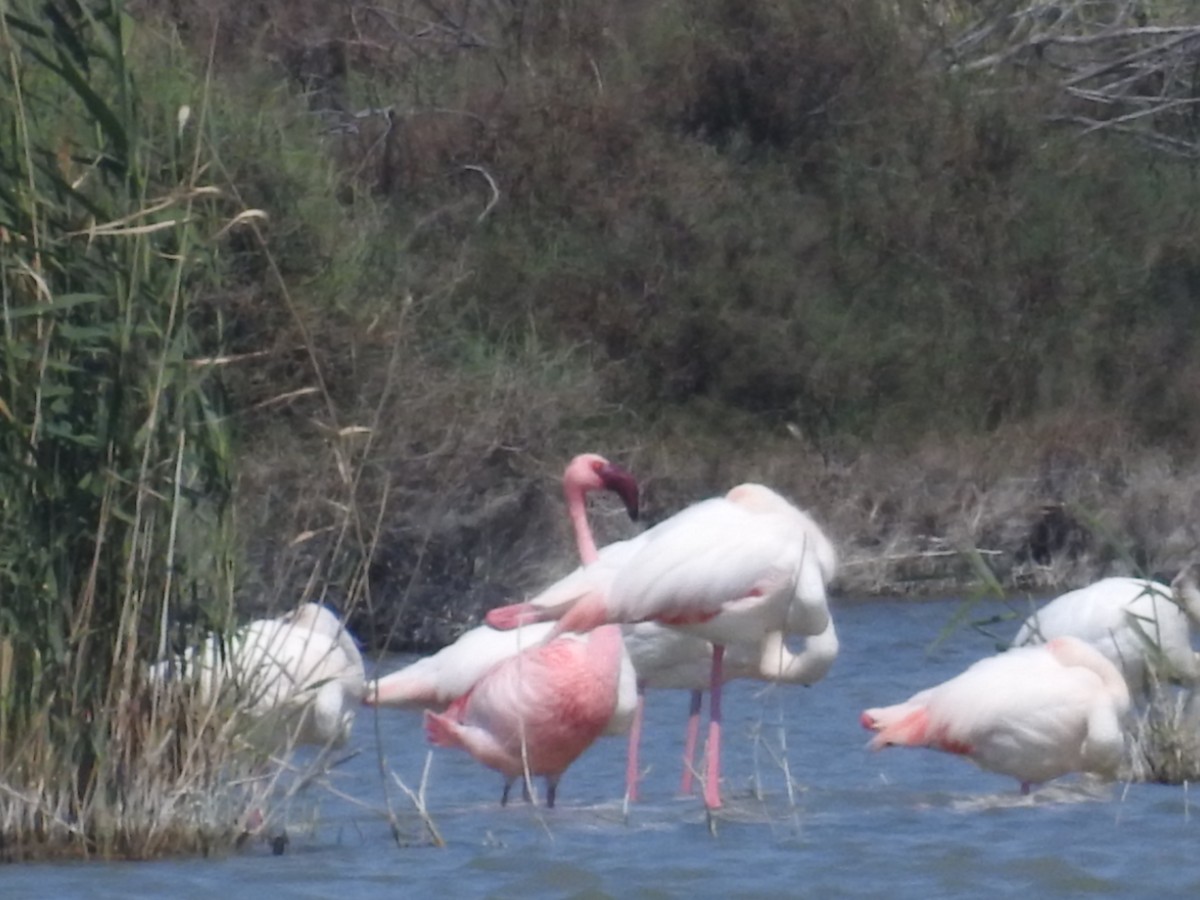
[1012, 574, 1200, 695]
[487, 482, 837, 809]
[151, 603, 366, 750]
[861, 636, 1131, 793]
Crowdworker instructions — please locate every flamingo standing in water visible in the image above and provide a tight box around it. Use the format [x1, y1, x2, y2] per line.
[151, 603, 366, 751]
[1012, 574, 1200, 695]
[424, 624, 626, 806]
[519, 488, 839, 802]
[404, 454, 638, 805]
[861, 636, 1131, 793]
[487, 482, 837, 809]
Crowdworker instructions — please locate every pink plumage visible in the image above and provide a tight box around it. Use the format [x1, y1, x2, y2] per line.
[424, 625, 625, 807]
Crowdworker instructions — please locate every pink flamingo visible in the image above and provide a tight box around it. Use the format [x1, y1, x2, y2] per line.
[861, 636, 1131, 793]
[424, 624, 626, 807]
[387, 454, 639, 806]
[366, 621, 560, 710]
[487, 482, 836, 809]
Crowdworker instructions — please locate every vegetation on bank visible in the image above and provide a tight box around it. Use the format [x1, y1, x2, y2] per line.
[4, 0, 1200, 857]
[128, 0, 1200, 646]
[0, 0, 292, 859]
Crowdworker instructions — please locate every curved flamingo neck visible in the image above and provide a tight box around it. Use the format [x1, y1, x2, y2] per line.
[565, 483, 599, 565]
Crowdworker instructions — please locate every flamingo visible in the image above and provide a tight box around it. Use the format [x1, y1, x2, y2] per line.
[367, 453, 639, 804]
[861, 636, 1131, 793]
[424, 624, 626, 807]
[1012, 574, 1200, 695]
[486, 482, 837, 809]
[150, 602, 366, 751]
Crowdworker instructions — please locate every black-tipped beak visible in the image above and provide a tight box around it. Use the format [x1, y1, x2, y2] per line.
[599, 463, 640, 521]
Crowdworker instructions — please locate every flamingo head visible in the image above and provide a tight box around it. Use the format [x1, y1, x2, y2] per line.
[564, 453, 640, 521]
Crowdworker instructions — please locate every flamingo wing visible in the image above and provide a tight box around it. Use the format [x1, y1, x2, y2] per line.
[606, 503, 801, 625]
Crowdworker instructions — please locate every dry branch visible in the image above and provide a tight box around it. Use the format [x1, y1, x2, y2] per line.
[940, 1, 1200, 157]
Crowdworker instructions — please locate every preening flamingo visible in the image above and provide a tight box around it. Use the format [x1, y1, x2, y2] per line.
[1012, 575, 1200, 695]
[487, 482, 838, 809]
[150, 603, 366, 750]
[861, 636, 1131, 793]
[556, 452, 640, 565]
[424, 624, 626, 807]
[367, 454, 640, 804]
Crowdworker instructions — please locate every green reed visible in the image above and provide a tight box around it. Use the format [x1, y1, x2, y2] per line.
[0, 0, 270, 859]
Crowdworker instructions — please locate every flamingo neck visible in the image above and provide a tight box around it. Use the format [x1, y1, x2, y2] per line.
[565, 484, 599, 565]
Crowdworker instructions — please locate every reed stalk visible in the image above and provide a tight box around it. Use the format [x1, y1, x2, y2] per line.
[0, 0, 274, 859]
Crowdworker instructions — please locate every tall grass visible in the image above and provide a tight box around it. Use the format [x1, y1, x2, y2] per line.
[0, 0, 274, 859]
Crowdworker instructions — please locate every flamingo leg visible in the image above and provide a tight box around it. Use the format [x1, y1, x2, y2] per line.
[704, 645, 725, 810]
[547, 778, 558, 809]
[679, 689, 703, 796]
[501, 779, 514, 806]
[626, 683, 647, 802]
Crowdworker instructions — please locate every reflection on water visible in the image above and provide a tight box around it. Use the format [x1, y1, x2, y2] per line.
[6, 599, 1200, 899]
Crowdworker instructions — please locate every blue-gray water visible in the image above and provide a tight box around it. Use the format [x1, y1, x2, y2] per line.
[7, 598, 1199, 898]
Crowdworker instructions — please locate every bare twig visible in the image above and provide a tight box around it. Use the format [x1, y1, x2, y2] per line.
[462, 165, 501, 223]
[939, 1, 1200, 159]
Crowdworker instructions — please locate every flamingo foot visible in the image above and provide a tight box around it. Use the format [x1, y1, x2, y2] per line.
[423, 710, 460, 748]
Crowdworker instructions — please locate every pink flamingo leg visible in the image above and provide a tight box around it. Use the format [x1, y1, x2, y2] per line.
[678, 689, 703, 796]
[626, 685, 646, 802]
[704, 645, 725, 810]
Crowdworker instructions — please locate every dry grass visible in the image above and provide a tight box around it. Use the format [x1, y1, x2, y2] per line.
[1125, 680, 1200, 785]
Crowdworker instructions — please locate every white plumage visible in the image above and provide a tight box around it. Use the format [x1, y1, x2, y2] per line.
[151, 603, 365, 751]
[1012, 575, 1200, 694]
[862, 636, 1131, 791]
